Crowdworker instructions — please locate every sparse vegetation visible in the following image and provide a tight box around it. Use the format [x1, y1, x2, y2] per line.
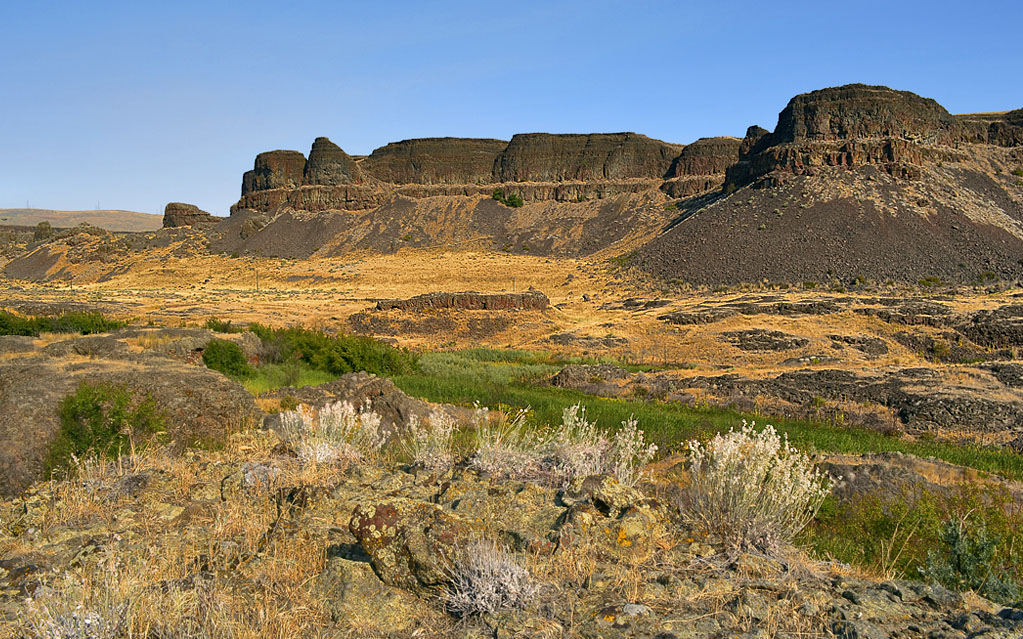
[492, 189, 524, 208]
[806, 484, 1023, 593]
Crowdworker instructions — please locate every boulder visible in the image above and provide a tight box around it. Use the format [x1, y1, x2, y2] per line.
[348, 498, 482, 594]
[162, 202, 215, 228]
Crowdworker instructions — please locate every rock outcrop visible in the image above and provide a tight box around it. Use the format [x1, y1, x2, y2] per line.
[493, 132, 681, 182]
[666, 137, 742, 177]
[242, 149, 307, 195]
[304, 137, 363, 186]
[376, 290, 550, 312]
[725, 84, 973, 188]
[361, 137, 507, 184]
[234, 132, 695, 212]
[162, 202, 215, 228]
[660, 136, 741, 198]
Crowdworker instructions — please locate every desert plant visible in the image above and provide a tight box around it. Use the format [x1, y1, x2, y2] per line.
[19, 555, 134, 639]
[545, 405, 657, 487]
[470, 406, 545, 479]
[33, 220, 53, 241]
[678, 421, 831, 556]
[491, 189, 524, 208]
[923, 515, 1021, 604]
[248, 323, 418, 377]
[277, 401, 385, 463]
[443, 539, 540, 618]
[204, 317, 243, 333]
[45, 382, 166, 477]
[201, 338, 252, 378]
[469, 404, 656, 487]
[398, 409, 456, 472]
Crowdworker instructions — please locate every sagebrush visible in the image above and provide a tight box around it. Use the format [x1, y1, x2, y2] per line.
[678, 421, 831, 556]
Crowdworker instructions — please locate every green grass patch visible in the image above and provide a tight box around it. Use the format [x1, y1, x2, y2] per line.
[802, 484, 1023, 591]
[393, 351, 1023, 481]
[0, 310, 124, 337]
[242, 363, 336, 395]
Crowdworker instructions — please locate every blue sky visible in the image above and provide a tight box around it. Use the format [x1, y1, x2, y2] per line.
[1, 0, 1020, 216]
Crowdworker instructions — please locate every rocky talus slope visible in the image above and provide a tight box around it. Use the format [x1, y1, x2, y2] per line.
[637, 85, 1023, 285]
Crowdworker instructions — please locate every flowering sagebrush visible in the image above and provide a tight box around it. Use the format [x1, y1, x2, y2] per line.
[277, 401, 385, 463]
[20, 561, 132, 639]
[678, 421, 831, 556]
[470, 404, 656, 487]
[398, 410, 456, 472]
[443, 539, 540, 618]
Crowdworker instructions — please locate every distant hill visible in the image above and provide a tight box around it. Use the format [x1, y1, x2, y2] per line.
[0, 209, 163, 232]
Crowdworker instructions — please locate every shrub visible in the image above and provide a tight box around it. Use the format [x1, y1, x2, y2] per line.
[923, 516, 1021, 604]
[0, 311, 123, 337]
[677, 421, 831, 556]
[443, 539, 540, 618]
[249, 324, 418, 377]
[202, 338, 252, 378]
[45, 382, 166, 477]
[469, 404, 657, 487]
[397, 410, 456, 472]
[19, 569, 133, 639]
[33, 221, 53, 242]
[277, 401, 385, 463]
[491, 189, 524, 208]
[204, 317, 243, 333]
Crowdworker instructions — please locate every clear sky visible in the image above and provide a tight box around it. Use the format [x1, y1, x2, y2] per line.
[1, 0, 1020, 216]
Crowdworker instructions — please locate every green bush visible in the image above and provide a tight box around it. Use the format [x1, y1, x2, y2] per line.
[249, 324, 418, 377]
[202, 339, 252, 378]
[205, 317, 243, 333]
[0, 311, 123, 337]
[46, 382, 166, 476]
[923, 516, 1020, 604]
[492, 189, 524, 208]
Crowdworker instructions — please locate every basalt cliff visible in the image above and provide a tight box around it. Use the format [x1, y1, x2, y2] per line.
[210, 84, 1023, 284]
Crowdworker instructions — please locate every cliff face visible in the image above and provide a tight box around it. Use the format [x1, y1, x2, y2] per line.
[956, 109, 1023, 147]
[725, 85, 976, 188]
[493, 132, 681, 182]
[233, 132, 700, 213]
[361, 138, 507, 184]
[242, 150, 308, 195]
